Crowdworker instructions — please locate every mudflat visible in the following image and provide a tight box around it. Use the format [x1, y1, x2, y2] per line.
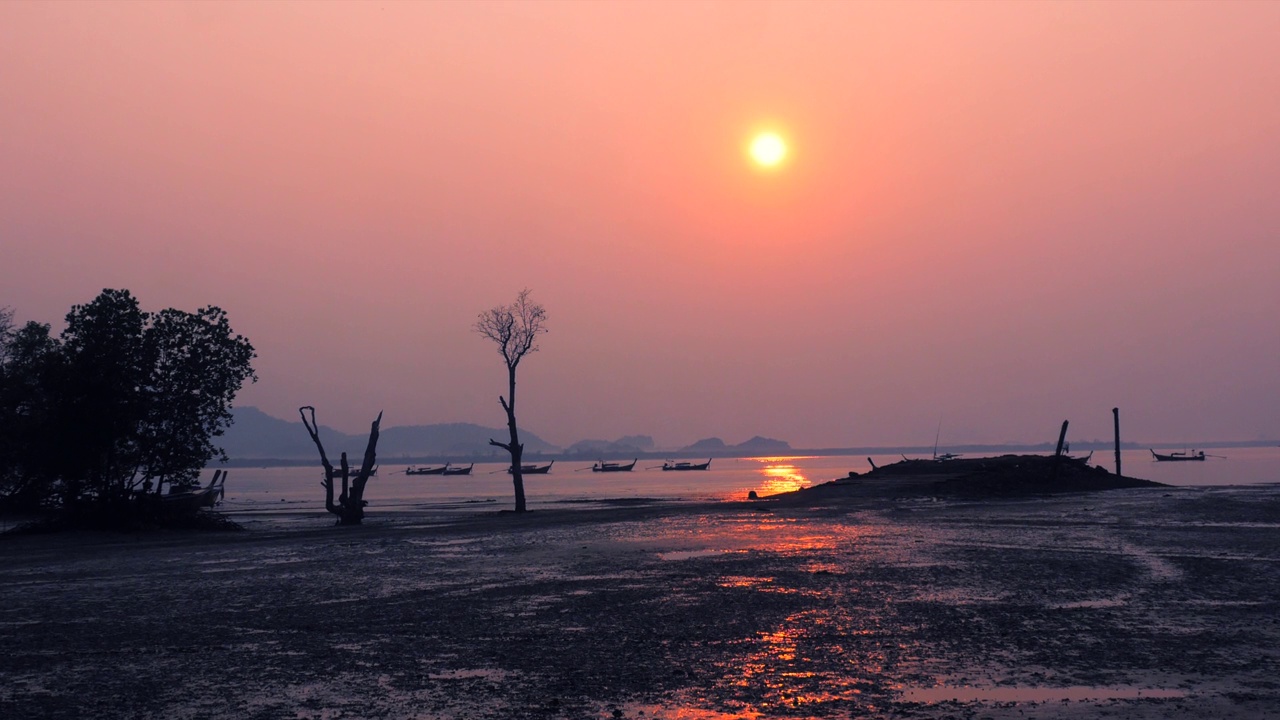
[2, 482, 1278, 719]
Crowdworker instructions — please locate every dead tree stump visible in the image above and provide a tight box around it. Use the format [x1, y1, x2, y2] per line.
[300, 406, 382, 526]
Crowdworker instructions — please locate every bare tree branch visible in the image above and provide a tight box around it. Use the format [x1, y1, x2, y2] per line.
[473, 289, 548, 513]
[473, 288, 548, 371]
[300, 406, 382, 525]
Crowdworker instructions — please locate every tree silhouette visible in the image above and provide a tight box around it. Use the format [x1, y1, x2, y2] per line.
[300, 406, 381, 526]
[0, 290, 256, 519]
[473, 289, 547, 513]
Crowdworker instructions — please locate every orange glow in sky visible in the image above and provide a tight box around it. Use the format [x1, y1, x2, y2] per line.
[2, 2, 1279, 448]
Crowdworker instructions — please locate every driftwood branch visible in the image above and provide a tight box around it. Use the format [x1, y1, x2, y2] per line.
[300, 406, 383, 526]
[301, 406, 339, 515]
[299, 406, 334, 475]
[350, 411, 382, 500]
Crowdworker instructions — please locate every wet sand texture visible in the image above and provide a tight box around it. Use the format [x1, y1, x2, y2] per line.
[1, 483, 1278, 719]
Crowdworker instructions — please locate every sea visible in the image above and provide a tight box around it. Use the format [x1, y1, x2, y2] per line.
[207, 446, 1280, 518]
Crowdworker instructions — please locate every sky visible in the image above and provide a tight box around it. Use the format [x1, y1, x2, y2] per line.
[3, 1, 1279, 449]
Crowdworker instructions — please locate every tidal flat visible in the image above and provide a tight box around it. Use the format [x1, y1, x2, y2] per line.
[1, 485, 1278, 719]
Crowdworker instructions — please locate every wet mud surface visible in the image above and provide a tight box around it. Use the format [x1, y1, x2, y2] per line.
[2, 485, 1279, 719]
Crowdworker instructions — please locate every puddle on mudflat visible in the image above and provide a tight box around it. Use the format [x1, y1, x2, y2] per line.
[658, 550, 730, 561]
[426, 668, 514, 682]
[1051, 594, 1130, 609]
[405, 538, 483, 547]
[900, 684, 1188, 703]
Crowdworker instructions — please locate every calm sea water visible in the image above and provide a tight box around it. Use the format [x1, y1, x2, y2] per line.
[208, 446, 1280, 516]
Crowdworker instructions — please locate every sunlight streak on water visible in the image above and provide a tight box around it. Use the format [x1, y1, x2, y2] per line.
[757, 462, 810, 495]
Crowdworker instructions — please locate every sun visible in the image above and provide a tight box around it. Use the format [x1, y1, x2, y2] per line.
[748, 132, 787, 168]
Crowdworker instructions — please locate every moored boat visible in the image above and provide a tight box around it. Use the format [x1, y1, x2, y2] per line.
[161, 470, 227, 510]
[592, 459, 637, 473]
[1151, 449, 1206, 462]
[662, 459, 711, 471]
[406, 465, 448, 475]
[509, 461, 554, 474]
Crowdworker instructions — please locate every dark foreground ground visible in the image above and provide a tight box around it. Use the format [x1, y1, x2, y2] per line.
[1, 480, 1278, 719]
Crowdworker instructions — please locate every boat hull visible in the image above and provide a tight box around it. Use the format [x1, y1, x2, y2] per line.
[510, 461, 554, 474]
[1150, 449, 1205, 462]
[662, 459, 712, 471]
[406, 466, 447, 475]
[592, 459, 637, 473]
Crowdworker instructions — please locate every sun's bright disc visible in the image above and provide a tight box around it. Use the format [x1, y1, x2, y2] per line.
[749, 132, 787, 168]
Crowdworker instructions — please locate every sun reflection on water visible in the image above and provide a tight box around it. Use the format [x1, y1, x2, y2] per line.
[754, 459, 811, 496]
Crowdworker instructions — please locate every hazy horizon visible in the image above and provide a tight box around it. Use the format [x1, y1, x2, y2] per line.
[4, 2, 1278, 449]
[234, 404, 1276, 454]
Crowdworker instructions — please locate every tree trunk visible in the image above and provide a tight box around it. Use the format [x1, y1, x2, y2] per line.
[300, 407, 382, 526]
[487, 366, 527, 513]
[506, 365, 526, 512]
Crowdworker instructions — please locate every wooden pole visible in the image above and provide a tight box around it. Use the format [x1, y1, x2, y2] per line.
[1113, 407, 1122, 477]
[1051, 420, 1069, 484]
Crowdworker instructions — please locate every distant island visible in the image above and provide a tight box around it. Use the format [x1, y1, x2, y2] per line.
[218, 407, 802, 465]
[217, 407, 1280, 467]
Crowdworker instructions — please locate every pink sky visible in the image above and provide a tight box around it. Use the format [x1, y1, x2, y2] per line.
[3, 1, 1278, 448]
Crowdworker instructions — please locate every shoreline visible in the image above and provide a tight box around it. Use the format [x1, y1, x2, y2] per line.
[217, 439, 1280, 468]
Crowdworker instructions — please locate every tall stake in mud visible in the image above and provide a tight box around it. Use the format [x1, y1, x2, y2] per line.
[1051, 420, 1070, 485]
[1113, 407, 1122, 478]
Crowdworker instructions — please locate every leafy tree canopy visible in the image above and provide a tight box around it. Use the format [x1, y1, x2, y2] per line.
[0, 290, 256, 513]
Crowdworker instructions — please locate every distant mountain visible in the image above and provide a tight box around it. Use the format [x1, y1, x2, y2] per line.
[565, 435, 656, 456]
[616, 435, 656, 450]
[218, 406, 343, 459]
[680, 436, 791, 455]
[734, 436, 792, 453]
[219, 407, 560, 460]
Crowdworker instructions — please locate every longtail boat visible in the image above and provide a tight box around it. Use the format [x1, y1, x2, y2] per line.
[592, 459, 637, 473]
[1150, 449, 1205, 462]
[662, 459, 711, 471]
[509, 461, 554, 474]
[162, 470, 227, 510]
[406, 465, 448, 475]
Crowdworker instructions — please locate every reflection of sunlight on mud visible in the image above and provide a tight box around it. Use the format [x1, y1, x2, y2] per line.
[611, 706, 762, 720]
[699, 610, 895, 715]
[717, 575, 775, 589]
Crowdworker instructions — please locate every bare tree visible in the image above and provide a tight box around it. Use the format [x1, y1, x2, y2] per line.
[300, 406, 382, 525]
[473, 289, 548, 513]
